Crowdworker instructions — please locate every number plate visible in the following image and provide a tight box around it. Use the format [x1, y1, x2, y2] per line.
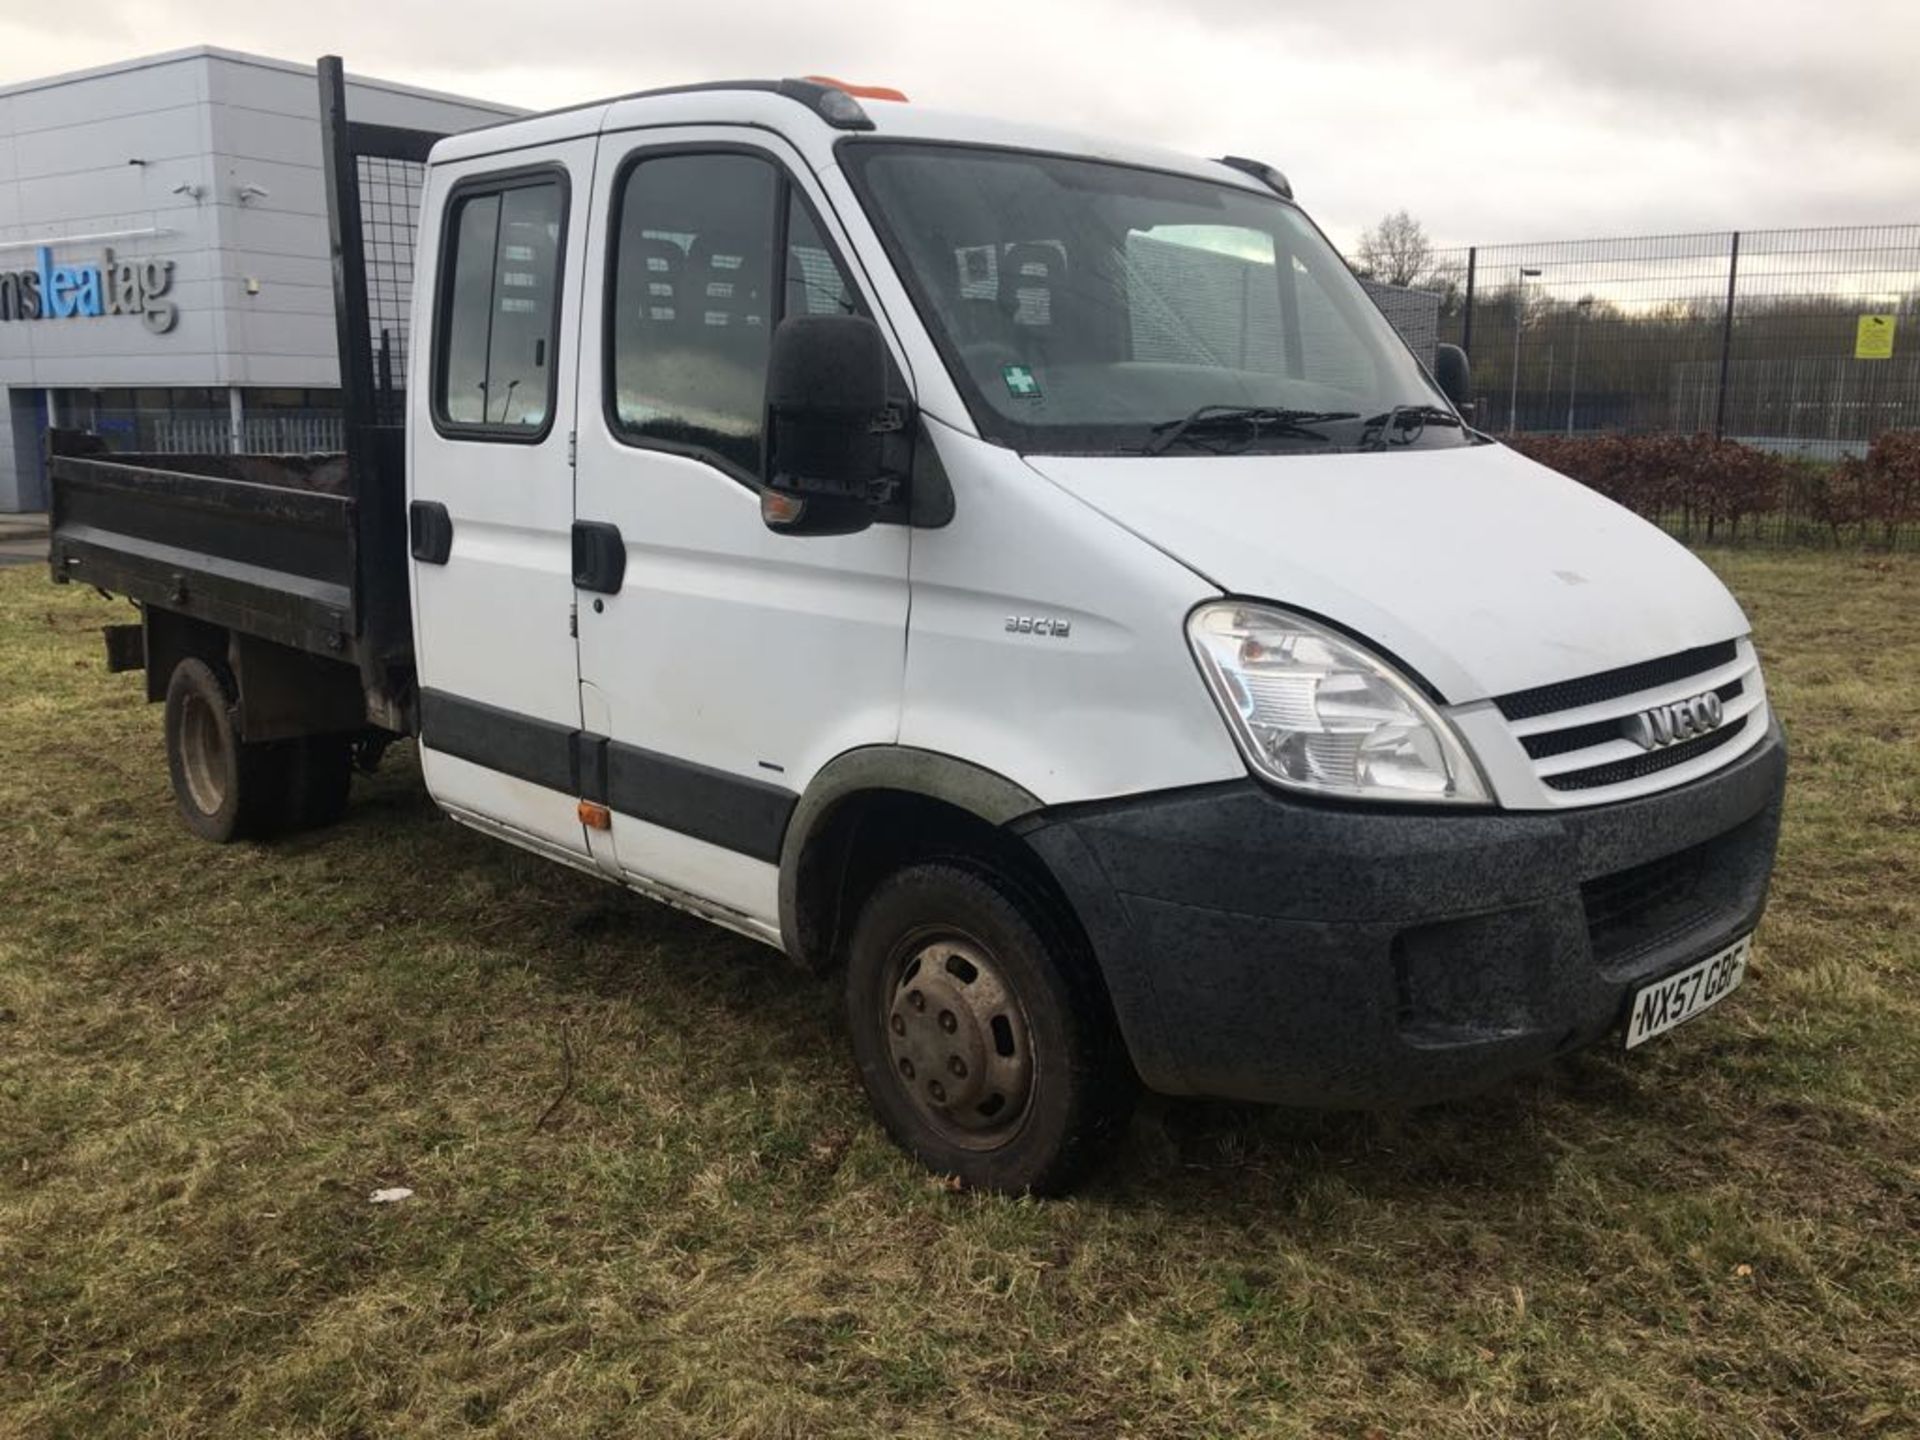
[1624, 934, 1752, 1049]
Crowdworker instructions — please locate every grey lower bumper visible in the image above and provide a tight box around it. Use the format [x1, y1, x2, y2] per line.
[1020, 721, 1787, 1106]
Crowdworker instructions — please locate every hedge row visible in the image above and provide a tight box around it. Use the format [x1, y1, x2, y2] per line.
[1508, 431, 1920, 543]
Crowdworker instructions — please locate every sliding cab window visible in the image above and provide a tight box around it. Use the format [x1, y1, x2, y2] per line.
[435, 174, 566, 438]
[607, 151, 860, 478]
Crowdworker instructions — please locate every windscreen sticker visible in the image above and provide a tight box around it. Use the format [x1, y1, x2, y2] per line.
[1002, 364, 1042, 399]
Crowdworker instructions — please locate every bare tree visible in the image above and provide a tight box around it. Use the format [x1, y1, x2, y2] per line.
[1354, 210, 1436, 288]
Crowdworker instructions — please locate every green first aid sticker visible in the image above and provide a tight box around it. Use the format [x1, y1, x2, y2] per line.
[1002, 364, 1041, 399]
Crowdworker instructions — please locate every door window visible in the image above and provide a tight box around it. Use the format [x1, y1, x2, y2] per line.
[607, 152, 860, 478]
[435, 175, 566, 436]
[786, 199, 858, 319]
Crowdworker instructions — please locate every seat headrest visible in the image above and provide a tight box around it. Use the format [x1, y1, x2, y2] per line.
[689, 233, 770, 331]
[999, 242, 1066, 327]
[625, 236, 685, 325]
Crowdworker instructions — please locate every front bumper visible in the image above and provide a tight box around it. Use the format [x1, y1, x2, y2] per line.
[1019, 720, 1787, 1106]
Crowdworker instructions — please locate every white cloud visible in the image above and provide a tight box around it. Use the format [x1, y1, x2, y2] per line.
[0, 0, 1913, 247]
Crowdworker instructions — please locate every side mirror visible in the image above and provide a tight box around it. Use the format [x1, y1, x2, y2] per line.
[1433, 343, 1473, 411]
[764, 314, 893, 536]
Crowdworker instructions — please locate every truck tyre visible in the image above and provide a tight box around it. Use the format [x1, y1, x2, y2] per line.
[162, 657, 292, 843]
[286, 735, 354, 830]
[845, 859, 1135, 1195]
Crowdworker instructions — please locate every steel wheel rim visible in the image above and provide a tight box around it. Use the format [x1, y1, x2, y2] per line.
[881, 929, 1036, 1150]
[178, 692, 227, 816]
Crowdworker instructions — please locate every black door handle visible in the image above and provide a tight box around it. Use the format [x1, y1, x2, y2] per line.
[572, 520, 626, 594]
[409, 500, 453, 564]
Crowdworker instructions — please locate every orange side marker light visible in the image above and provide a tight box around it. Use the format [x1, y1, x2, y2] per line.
[578, 800, 612, 831]
[804, 75, 910, 102]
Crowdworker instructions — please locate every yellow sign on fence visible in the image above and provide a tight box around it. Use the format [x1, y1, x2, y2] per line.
[1855, 314, 1896, 360]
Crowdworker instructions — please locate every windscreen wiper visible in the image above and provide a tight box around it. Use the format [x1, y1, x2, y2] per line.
[1142, 405, 1358, 456]
[1359, 404, 1464, 450]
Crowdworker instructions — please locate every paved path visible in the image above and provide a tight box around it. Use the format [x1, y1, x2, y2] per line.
[0, 514, 48, 568]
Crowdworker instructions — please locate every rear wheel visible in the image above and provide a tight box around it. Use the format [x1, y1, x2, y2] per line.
[162, 657, 294, 843]
[846, 859, 1135, 1194]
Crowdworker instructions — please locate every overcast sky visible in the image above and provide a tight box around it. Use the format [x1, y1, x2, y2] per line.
[2, 0, 1914, 249]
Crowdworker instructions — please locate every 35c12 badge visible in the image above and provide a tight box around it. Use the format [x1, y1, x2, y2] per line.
[1005, 615, 1071, 638]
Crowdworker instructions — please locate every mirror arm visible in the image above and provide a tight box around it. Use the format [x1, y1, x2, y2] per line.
[905, 415, 954, 528]
[871, 397, 915, 506]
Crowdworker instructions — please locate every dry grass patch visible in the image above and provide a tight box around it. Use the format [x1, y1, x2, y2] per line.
[2, 553, 1917, 1437]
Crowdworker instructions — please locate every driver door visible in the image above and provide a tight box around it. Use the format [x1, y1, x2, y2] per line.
[571, 130, 912, 930]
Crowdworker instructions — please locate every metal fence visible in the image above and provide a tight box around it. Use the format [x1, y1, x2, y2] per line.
[1420, 225, 1920, 454]
[149, 415, 346, 455]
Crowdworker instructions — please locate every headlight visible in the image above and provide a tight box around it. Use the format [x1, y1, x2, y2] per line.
[1187, 602, 1489, 805]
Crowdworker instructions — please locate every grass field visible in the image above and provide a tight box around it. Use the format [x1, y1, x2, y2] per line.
[2, 553, 1916, 1438]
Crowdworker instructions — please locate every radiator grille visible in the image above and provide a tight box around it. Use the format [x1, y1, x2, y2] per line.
[1491, 638, 1765, 805]
[1582, 843, 1710, 963]
[1544, 715, 1749, 791]
[1495, 640, 1738, 722]
[1522, 678, 1744, 761]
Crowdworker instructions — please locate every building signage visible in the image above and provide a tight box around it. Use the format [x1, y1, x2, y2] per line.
[0, 247, 178, 334]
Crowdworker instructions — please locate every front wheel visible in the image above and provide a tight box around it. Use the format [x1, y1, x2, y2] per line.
[845, 860, 1135, 1194]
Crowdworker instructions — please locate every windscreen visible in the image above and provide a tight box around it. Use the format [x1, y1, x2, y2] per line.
[843, 143, 1464, 456]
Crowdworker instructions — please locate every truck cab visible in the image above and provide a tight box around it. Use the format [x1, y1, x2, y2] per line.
[54, 72, 1786, 1193]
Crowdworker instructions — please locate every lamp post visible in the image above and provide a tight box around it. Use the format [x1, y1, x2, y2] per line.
[1509, 266, 1541, 434]
[1566, 295, 1594, 436]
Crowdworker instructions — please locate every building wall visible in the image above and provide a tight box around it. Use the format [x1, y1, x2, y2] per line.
[1126, 234, 1444, 378]
[1359, 279, 1442, 368]
[2, 390, 45, 511]
[0, 47, 518, 509]
[0, 51, 225, 394]
[200, 54, 520, 387]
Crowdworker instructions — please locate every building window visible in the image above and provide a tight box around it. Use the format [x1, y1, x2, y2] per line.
[251, 387, 342, 415]
[434, 174, 565, 436]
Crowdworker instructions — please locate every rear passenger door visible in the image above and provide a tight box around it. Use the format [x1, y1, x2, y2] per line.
[410, 143, 597, 858]
[572, 133, 912, 931]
